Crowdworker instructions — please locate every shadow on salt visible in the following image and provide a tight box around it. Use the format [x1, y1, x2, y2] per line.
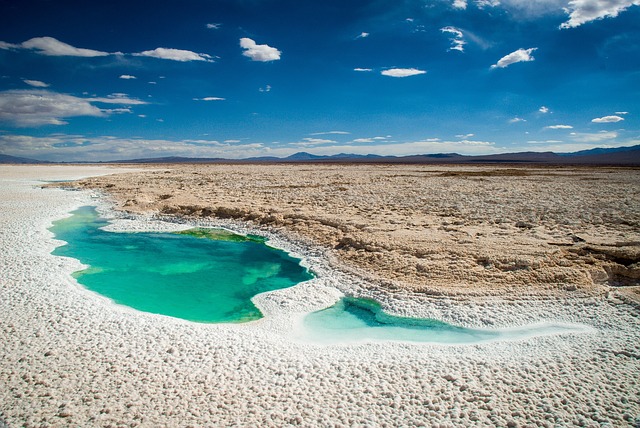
[296, 297, 594, 345]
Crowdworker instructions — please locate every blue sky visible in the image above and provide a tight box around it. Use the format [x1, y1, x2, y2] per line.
[0, 0, 638, 161]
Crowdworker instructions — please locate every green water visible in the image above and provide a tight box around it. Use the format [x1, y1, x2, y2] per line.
[50, 206, 313, 323]
[301, 297, 590, 344]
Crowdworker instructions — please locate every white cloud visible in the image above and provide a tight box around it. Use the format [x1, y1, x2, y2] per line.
[23, 79, 49, 88]
[0, 41, 19, 50]
[591, 115, 625, 123]
[545, 124, 573, 129]
[615, 111, 629, 115]
[19, 36, 110, 57]
[357, 32, 370, 39]
[134, 47, 213, 62]
[539, 106, 549, 113]
[441, 26, 466, 52]
[259, 85, 272, 92]
[194, 97, 226, 101]
[490, 47, 537, 69]
[293, 138, 337, 147]
[354, 68, 373, 72]
[453, 0, 468, 9]
[570, 131, 618, 143]
[0, 90, 145, 127]
[475, 0, 501, 8]
[509, 117, 527, 123]
[88, 93, 148, 105]
[206, 23, 221, 30]
[456, 133, 475, 138]
[119, 75, 137, 80]
[309, 131, 351, 136]
[224, 139, 241, 143]
[352, 136, 389, 143]
[240, 38, 281, 62]
[381, 68, 427, 77]
[561, 0, 640, 28]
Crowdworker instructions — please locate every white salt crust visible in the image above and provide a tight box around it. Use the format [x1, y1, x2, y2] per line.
[1, 165, 639, 427]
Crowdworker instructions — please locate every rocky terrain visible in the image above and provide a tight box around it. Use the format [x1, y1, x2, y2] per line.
[74, 164, 640, 301]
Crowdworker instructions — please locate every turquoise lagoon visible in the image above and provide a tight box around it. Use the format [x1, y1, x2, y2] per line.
[300, 297, 590, 345]
[51, 206, 313, 323]
[51, 206, 589, 344]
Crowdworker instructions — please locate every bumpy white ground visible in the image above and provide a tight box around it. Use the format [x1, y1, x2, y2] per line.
[1, 165, 639, 427]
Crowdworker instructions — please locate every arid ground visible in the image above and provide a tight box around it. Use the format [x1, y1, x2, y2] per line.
[74, 164, 640, 301]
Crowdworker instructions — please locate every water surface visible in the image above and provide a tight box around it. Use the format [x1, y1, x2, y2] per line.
[301, 297, 590, 344]
[51, 206, 313, 322]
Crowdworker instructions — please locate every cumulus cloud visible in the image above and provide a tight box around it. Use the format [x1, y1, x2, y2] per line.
[134, 48, 213, 62]
[357, 32, 370, 39]
[441, 26, 466, 52]
[193, 97, 226, 101]
[561, 0, 640, 28]
[453, 0, 468, 9]
[539, 106, 550, 113]
[0, 90, 146, 127]
[381, 68, 427, 77]
[491, 47, 537, 69]
[591, 115, 625, 123]
[119, 75, 136, 80]
[240, 38, 281, 62]
[23, 79, 49, 88]
[545, 124, 573, 129]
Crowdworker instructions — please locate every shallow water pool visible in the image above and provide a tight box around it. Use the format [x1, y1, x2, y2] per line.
[300, 297, 591, 345]
[50, 206, 313, 323]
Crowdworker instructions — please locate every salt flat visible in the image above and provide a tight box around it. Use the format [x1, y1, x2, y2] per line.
[1, 165, 639, 427]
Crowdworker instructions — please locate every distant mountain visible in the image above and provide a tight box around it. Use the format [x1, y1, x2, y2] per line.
[5, 144, 640, 165]
[0, 154, 47, 164]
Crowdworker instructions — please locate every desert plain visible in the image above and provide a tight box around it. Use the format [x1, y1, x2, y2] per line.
[1, 163, 639, 427]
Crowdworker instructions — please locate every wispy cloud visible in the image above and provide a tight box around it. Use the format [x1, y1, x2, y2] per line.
[545, 124, 573, 129]
[381, 68, 427, 77]
[561, 0, 640, 28]
[259, 85, 272, 92]
[240, 38, 281, 62]
[441, 26, 466, 52]
[354, 68, 373, 72]
[591, 115, 625, 123]
[134, 48, 213, 62]
[0, 36, 110, 57]
[509, 117, 527, 123]
[356, 32, 370, 39]
[570, 131, 618, 143]
[0, 36, 216, 63]
[491, 47, 537, 69]
[309, 131, 351, 136]
[0, 90, 146, 127]
[23, 79, 49, 88]
[193, 97, 226, 101]
[206, 23, 221, 30]
[539, 106, 550, 113]
[119, 75, 137, 80]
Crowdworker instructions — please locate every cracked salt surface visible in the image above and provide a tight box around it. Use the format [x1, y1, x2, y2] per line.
[1, 165, 639, 427]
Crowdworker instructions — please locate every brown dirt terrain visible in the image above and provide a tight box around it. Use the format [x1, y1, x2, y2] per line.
[71, 164, 640, 300]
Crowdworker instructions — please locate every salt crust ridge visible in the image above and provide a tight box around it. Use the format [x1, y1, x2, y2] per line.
[1, 166, 639, 426]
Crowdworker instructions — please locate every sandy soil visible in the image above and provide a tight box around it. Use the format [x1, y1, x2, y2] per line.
[74, 164, 640, 300]
[1, 165, 639, 427]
